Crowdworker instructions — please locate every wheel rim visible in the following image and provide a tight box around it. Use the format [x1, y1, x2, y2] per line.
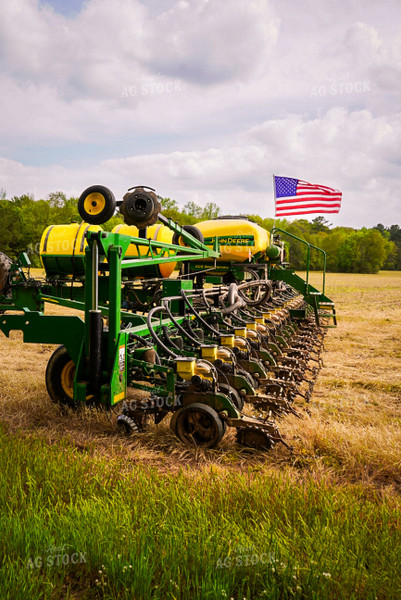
[177, 408, 221, 446]
[83, 192, 106, 216]
[172, 226, 204, 248]
[173, 234, 188, 247]
[60, 360, 76, 399]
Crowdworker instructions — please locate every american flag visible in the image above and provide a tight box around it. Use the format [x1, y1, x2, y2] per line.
[274, 176, 342, 217]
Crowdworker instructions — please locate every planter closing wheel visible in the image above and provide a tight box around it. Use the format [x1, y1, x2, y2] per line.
[170, 402, 224, 448]
[218, 383, 244, 412]
[120, 186, 161, 228]
[78, 185, 116, 225]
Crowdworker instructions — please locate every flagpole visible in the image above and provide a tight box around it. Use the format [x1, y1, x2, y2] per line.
[272, 174, 277, 232]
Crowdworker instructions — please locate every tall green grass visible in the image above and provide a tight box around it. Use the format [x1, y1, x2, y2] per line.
[1, 425, 400, 599]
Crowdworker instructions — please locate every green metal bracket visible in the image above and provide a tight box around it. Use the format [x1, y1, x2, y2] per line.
[128, 358, 176, 400]
[180, 390, 240, 418]
[18, 252, 31, 268]
[158, 214, 220, 257]
[238, 358, 267, 379]
[104, 330, 129, 406]
[86, 227, 219, 274]
[162, 279, 193, 314]
[0, 312, 84, 362]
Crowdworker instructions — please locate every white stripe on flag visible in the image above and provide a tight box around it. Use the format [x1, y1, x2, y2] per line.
[273, 175, 342, 217]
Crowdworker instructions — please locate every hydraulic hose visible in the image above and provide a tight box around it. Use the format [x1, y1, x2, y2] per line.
[162, 299, 202, 347]
[147, 305, 178, 359]
[181, 290, 222, 336]
[128, 332, 152, 347]
[221, 300, 244, 315]
[162, 325, 184, 351]
[183, 318, 203, 342]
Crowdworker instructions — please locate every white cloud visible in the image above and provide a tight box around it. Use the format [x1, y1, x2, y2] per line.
[0, 0, 400, 228]
[1, 108, 400, 227]
[147, 0, 280, 84]
[0, 0, 279, 95]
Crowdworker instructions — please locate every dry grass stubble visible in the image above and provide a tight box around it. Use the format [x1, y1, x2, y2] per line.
[0, 271, 400, 489]
[279, 271, 401, 490]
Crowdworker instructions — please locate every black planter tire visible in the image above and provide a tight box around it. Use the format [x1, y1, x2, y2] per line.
[170, 402, 224, 448]
[45, 345, 81, 408]
[218, 383, 245, 412]
[172, 225, 204, 247]
[78, 185, 116, 225]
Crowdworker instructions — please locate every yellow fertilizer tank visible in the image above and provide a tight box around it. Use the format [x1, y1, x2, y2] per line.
[196, 218, 270, 262]
[112, 223, 177, 278]
[40, 223, 102, 277]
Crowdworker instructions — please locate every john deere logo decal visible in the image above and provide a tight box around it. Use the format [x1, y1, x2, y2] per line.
[204, 235, 255, 246]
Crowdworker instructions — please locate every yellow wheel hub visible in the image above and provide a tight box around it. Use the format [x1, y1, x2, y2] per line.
[83, 192, 106, 216]
[61, 360, 75, 399]
[176, 235, 188, 247]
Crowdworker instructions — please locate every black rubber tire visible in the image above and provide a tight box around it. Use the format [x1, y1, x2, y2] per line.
[0, 251, 12, 295]
[45, 345, 79, 408]
[78, 185, 116, 225]
[120, 188, 161, 227]
[231, 388, 245, 412]
[116, 413, 139, 435]
[218, 383, 244, 412]
[172, 225, 204, 247]
[170, 402, 224, 448]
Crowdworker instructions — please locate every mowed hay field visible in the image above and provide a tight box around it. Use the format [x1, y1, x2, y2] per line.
[0, 271, 400, 599]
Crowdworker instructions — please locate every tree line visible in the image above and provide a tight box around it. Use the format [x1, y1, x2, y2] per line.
[159, 198, 401, 273]
[0, 191, 399, 273]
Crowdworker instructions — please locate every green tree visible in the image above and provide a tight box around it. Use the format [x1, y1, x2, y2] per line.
[161, 198, 179, 212]
[373, 223, 388, 238]
[310, 216, 331, 233]
[201, 202, 220, 220]
[1, 190, 400, 274]
[160, 198, 193, 225]
[183, 201, 202, 220]
[320, 229, 347, 271]
[374, 224, 401, 269]
[47, 191, 68, 208]
[0, 200, 24, 257]
[382, 239, 398, 270]
[337, 229, 387, 273]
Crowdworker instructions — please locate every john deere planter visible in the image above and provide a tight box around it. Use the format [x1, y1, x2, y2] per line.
[0, 185, 336, 450]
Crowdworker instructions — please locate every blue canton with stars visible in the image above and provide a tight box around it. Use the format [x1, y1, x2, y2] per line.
[274, 177, 298, 198]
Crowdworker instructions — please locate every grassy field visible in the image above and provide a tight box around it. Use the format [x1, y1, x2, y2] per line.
[0, 271, 400, 599]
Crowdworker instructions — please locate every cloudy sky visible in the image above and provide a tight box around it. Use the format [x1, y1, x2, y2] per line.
[0, 0, 400, 227]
